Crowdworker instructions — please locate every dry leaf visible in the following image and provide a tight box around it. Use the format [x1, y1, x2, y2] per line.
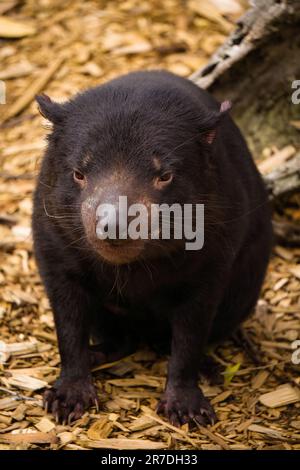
[223, 363, 241, 385]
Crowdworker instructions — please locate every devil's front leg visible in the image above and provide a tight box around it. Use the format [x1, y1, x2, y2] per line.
[42, 269, 99, 424]
[157, 291, 220, 427]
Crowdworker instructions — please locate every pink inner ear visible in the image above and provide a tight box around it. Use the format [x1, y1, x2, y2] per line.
[220, 100, 232, 113]
[205, 129, 217, 144]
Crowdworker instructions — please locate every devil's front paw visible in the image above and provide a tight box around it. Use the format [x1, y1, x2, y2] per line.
[157, 385, 216, 427]
[43, 376, 99, 424]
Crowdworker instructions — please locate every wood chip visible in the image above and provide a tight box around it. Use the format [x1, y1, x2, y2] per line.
[0, 431, 57, 444]
[142, 408, 197, 448]
[0, 61, 34, 80]
[81, 62, 104, 77]
[0, 16, 35, 38]
[259, 384, 300, 408]
[211, 390, 232, 405]
[258, 145, 296, 174]
[251, 371, 270, 390]
[194, 423, 230, 450]
[87, 418, 113, 440]
[112, 42, 152, 56]
[0, 414, 12, 426]
[273, 278, 289, 291]
[107, 376, 163, 388]
[0, 340, 38, 362]
[188, 0, 233, 34]
[290, 421, 300, 430]
[4, 54, 66, 121]
[35, 417, 55, 433]
[0, 397, 19, 411]
[290, 120, 300, 130]
[6, 374, 48, 391]
[289, 265, 300, 280]
[57, 431, 74, 446]
[105, 396, 136, 411]
[274, 246, 294, 261]
[0, 0, 299, 452]
[11, 403, 27, 421]
[128, 415, 157, 432]
[236, 418, 254, 433]
[80, 438, 167, 450]
[248, 424, 284, 440]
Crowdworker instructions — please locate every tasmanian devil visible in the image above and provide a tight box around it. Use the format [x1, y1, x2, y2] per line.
[32, 70, 272, 426]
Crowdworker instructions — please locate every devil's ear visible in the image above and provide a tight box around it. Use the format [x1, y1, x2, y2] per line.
[202, 100, 232, 145]
[220, 100, 232, 114]
[204, 129, 217, 145]
[36, 94, 65, 124]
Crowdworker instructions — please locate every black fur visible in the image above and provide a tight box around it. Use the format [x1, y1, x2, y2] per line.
[33, 70, 273, 426]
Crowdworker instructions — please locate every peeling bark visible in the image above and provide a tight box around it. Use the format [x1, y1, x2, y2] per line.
[190, 0, 300, 156]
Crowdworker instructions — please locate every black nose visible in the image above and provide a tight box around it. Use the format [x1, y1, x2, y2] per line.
[108, 239, 127, 246]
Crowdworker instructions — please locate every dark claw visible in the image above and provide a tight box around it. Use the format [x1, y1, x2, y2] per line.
[51, 399, 59, 415]
[200, 405, 217, 425]
[94, 398, 99, 413]
[170, 413, 181, 428]
[157, 386, 217, 428]
[194, 414, 207, 426]
[156, 401, 165, 415]
[68, 412, 75, 425]
[42, 377, 98, 424]
[72, 403, 84, 421]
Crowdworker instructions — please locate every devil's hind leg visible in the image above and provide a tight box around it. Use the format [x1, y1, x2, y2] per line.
[210, 224, 272, 344]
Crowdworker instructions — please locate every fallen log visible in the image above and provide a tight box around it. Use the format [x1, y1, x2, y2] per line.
[190, 0, 300, 156]
[262, 152, 300, 201]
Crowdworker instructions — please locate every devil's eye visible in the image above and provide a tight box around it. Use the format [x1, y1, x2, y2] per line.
[73, 170, 85, 183]
[154, 172, 173, 189]
[159, 172, 173, 183]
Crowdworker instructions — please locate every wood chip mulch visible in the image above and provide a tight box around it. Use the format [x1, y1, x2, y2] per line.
[0, 0, 299, 450]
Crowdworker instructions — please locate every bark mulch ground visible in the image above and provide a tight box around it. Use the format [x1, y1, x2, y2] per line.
[0, 0, 299, 450]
